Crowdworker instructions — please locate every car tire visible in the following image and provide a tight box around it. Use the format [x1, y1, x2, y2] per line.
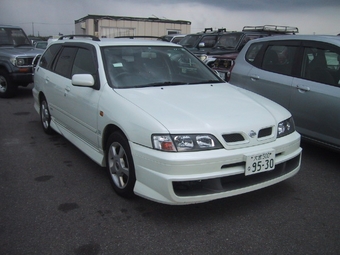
[0, 69, 17, 98]
[40, 97, 54, 134]
[106, 132, 136, 198]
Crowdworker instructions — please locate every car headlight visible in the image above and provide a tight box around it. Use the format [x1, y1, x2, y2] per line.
[10, 57, 26, 67]
[198, 54, 208, 62]
[152, 134, 223, 152]
[212, 59, 234, 69]
[277, 117, 295, 138]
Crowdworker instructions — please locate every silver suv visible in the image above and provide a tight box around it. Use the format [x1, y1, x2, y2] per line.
[0, 25, 43, 98]
[229, 35, 340, 149]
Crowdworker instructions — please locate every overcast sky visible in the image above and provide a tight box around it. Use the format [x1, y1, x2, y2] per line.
[1, 0, 339, 36]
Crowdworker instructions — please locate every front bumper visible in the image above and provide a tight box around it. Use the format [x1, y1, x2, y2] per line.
[131, 132, 302, 205]
[10, 68, 34, 85]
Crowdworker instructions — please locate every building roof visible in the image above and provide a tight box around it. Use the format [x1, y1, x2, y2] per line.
[75, 14, 191, 25]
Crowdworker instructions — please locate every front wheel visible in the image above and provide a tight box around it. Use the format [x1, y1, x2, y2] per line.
[0, 69, 17, 98]
[106, 132, 136, 198]
[40, 97, 54, 134]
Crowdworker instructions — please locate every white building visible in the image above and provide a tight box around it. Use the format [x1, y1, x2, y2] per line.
[75, 15, 191, 38]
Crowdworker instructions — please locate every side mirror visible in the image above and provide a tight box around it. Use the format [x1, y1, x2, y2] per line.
[32, 54, 41, 72]
[198, 42, 205, 48]
[72, 74, 95, 87]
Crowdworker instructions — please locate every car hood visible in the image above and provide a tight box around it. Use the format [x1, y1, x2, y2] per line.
[206, 49, 238, 56]
[0, 46, 44, 57]
[116, 83, 289, 135]
[212, 52, 239, 59]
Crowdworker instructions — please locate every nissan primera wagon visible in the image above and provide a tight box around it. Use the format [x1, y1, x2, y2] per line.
[33, 35, 302, 205]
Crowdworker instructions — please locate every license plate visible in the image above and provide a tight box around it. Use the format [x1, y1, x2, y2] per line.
[245, 150, 275, 176]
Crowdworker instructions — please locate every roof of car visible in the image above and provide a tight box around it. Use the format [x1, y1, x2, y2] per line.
[50, 35, 182, 47]
[248, 34, 340, 46]
[0, 24, 23, 29]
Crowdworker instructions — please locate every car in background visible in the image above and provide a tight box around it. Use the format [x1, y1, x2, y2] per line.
[178, 28, 229, 57]
[0, 25, 43, 97]
[159, 34, 186, 44]
[229, 34, 340, 150]
[205, 25, 298, 80]
[34, 41, 48, 49]
[32, 35, 301, 205]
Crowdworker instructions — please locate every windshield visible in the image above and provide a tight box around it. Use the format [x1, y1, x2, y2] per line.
[213, 34, 242, 49]
[178, 35, 200, 48]
[102, 46, 222, 88]
[0, 27, 31, 47]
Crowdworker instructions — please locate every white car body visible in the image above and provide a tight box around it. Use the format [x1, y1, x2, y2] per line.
[33, 37, 302, 205]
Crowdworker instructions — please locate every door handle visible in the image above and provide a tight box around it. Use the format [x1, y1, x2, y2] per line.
[65, 87, 71, 92]
[296, 85, 310, 92]
[250, 75, 260, 81]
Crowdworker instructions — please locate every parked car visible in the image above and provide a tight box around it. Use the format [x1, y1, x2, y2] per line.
[178, 28, 229, 58]
[0, 25, 43, 97]
[205, 25, 298, 80]
[34, 41, 48, 49]
[229, 34, 340, 150]
[32, 35, 302, 205]
[159, 34, 186, 44]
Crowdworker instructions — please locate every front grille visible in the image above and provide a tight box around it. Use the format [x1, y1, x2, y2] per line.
[222, 133, 245, 143]
[173, 154, 300, 197]
[24, 58, 34, 66]
[258, 127, 273, 138]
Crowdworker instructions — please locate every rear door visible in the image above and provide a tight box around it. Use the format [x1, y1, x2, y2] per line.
[289, 42, 340, 146]
[233, 41, 299, 110]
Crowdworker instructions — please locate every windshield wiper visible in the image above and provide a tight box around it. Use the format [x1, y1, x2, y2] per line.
[198, 80, 222, 84]
[142, 81, 187, 87]
[15, 43, 32, 47]
[213, 45, 228, 50]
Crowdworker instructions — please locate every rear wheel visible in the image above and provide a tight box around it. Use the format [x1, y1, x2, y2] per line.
[40, 97, 54, 134]
[0, 69, 17, 98]
[106, 132, 136, 198]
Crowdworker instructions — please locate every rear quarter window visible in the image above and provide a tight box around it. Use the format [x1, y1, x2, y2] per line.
[245, 42, 263, 63]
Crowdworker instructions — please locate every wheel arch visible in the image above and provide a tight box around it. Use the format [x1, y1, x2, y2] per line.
[0, 61, 13, 74]
[38, 91, 46, 108]
[102, 124, 128, 152]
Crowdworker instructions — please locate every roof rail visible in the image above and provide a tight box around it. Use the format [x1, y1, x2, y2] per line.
[114, 35, 162, 39]
[242, 25, 299, 34]
[204, 28, 213, 33]
[58, 35, 100, 41]
[217, 28, 227, 33]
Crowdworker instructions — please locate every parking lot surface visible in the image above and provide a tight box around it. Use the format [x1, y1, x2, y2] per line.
[1, 85, 340, 254]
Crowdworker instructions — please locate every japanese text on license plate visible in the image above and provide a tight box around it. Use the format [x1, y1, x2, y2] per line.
[245, 150, 275, 176]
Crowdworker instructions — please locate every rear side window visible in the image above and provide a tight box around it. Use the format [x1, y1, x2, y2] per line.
[261, 45, 298, 76]
[301, 47, 340, 86]
[39, 44, 61, 70]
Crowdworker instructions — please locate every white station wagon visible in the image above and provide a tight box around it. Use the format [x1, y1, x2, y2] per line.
[32, 35, 302, 205]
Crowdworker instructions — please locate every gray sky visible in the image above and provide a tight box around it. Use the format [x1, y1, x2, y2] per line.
[1, 0, 339, 36]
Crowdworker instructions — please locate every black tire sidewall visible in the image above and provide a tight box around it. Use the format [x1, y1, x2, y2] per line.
[0, 69, 17, 98]
[40, 97, 54, 135]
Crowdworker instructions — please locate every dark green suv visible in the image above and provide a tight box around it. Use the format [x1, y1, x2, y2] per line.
[178, 28, 229, 58]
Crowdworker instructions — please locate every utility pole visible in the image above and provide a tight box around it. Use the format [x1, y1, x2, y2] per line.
[32, 22, 34, 36]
